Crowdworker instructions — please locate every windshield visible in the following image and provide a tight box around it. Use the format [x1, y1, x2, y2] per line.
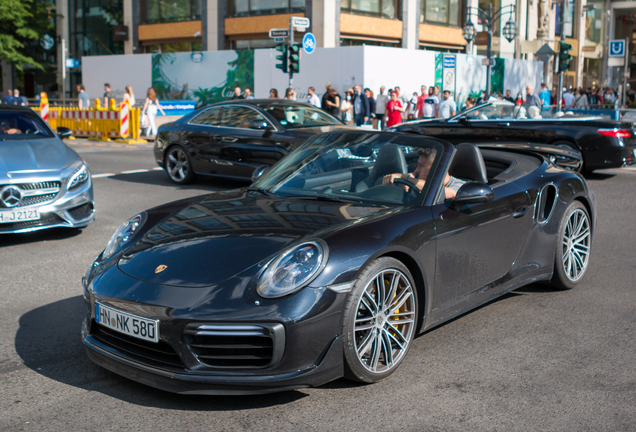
[459, 102, 516, 120]
[254, 132, 444, 206]
[0, 111, 52, 139]
[263, 104, 342, 129]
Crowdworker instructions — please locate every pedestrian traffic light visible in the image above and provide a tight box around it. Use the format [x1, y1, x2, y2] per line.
[275, 44, 288, 73]
[558, 41, 573, 73]
[289, 43, 301, 74]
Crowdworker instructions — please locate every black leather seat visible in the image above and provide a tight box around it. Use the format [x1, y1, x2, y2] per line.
[355, 144, 408, 192]
[449, 143, 488, 183]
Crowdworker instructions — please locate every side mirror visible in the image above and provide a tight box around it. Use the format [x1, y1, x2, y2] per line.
[57, 127, 73, 138]
[251, 165, 269, 183]
[450, 182, 494, 209]
[249, 120, 271, 130]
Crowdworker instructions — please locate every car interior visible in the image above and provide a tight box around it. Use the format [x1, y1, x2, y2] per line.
[268, 139, 544, 206]
[0, 113, 51, 137]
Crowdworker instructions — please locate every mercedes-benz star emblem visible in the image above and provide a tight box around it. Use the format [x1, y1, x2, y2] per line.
[0, 186, 22, 208]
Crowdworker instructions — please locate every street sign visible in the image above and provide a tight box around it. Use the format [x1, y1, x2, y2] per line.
[291, 16, 310, 31]
[535, 43, 555, 63]
[269, 29, 289, 38]
[442, 56, 455, 68]
[273, 37, 285, 42]
[609, 40, 625, 57]
[302, 33, 316, 54]
[65, 58, 79, 69]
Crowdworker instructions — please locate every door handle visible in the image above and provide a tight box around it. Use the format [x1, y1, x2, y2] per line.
[513, 207, 528, 218]
[220, 136, 237, 143]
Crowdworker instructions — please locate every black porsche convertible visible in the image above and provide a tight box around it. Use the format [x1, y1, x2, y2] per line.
[392, 100, 636, 173]
[82, 131, 595, 394]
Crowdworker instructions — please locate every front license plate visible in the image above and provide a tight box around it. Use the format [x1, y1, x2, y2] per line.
[95, 302, 159, 343]
[0, 209, 40, 224]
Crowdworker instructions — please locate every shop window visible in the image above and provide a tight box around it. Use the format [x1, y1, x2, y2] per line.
[144, 41, 202, 53]
[228, 0, 305, 17]
[341, 0, 399, 19]
[141, 0, 201, 24]
[421, 0, 460, 27]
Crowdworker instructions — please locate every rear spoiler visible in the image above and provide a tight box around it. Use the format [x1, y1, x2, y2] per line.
[475, 142, 582, 172]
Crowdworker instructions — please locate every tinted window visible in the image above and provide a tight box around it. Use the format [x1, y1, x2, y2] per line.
[190, 107, 222, 126]
[264, 104, 342, 129]
[0, 112, 52, 139]
[220, 106, 266, 128]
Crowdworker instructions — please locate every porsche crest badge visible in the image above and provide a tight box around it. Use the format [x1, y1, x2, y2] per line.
[155, 265, 168, 274]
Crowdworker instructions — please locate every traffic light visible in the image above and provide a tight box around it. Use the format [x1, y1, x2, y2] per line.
[275, 44, 288, 73]
[558, 41, 573, 73]
[289, 43, 301, 74]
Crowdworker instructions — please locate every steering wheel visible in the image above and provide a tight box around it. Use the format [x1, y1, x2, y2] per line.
[393, 178, 421, 195]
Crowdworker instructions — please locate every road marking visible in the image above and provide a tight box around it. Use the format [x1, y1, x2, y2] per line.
[92, 168, 163, 179]
[121, 169, 151, 174]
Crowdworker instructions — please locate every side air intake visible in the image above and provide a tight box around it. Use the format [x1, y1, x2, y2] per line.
[536, 184, 558, 224]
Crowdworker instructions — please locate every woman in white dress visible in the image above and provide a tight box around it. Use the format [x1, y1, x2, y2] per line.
[141, 87, 166, 137]
[123, 86, 135, 106]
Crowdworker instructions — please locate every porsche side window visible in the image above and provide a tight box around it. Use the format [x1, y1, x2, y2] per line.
[190, 107, 222, 126]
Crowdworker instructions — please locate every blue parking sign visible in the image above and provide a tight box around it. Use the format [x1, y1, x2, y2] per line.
[303, 33, 316, 54]
[609, 40, 625, 57]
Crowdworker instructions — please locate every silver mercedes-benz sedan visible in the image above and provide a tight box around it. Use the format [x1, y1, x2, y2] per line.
[0, 106, 94, 234]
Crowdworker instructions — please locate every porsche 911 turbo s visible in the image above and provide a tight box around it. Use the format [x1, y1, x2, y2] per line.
[153, 99, 351, 184]
[392, 100, 636, 173]
[0, 106, 94, 234]
[82, 131, 595, 394]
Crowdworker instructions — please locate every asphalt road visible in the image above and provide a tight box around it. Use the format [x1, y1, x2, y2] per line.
[1, 141, 635, 431]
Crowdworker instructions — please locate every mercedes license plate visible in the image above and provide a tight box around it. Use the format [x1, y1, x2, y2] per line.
[0, 208, 40, 224]
[95, 302, 159, 343]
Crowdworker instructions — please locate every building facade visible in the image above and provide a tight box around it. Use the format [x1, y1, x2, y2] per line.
[41, 0, 606, 98]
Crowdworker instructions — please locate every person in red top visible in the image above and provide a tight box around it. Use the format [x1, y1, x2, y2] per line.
[385, 91, 405, 127]
[416, 85, 427, 118]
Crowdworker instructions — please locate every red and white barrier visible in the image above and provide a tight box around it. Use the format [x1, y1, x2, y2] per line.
[40, 93, 49, 123]
[120, 101, 129, 138]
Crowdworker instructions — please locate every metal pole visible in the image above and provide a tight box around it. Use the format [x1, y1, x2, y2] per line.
[623, 38, 629, 108]
[62, 38, 67, 104]
[289, 19, 294, 90]
[485, 4, 493, 98]
[557, 0, 567, 112]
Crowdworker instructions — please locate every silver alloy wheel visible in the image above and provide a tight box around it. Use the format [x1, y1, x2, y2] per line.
[353, 269, 416, 374]
[562, 208, 590, 282]
[166, 147, 189, 182]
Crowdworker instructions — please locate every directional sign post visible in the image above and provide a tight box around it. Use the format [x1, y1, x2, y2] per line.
[269, 29, 289, 39]
[535, 43, 555, 64]
[291, 17, 310, 32]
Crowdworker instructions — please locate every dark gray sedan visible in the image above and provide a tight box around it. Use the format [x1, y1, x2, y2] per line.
[0, 106, 94, 234]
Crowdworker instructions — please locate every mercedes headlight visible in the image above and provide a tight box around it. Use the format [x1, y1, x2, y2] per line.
[68, 164, 89, 190]
[257, 241, 326, 298]
[101, 213, 145, 261]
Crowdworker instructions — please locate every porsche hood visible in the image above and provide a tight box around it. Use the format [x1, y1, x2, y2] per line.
[117, 190, 388, 288]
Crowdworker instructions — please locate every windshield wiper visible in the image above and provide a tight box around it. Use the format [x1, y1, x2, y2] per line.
[281, 194, 368, 205]
[246, 186, 278, 197]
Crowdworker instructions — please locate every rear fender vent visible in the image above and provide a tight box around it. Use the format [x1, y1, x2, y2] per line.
[536, 184, 558, 224]
[183, 323, 285, 369]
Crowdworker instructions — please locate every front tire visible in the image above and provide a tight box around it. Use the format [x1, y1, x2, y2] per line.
[165, 145, 195, 184]
[549, 201, 591, 289]
[342, 257, 418, 383]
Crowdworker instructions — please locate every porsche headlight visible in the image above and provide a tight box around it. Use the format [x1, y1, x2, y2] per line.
[257, 241, 326, 299]
[101, 213, 145, 261]
[68, 164, 89, 190]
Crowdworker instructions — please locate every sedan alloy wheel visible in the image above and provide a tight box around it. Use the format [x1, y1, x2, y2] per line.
[165, 146, 194, 184]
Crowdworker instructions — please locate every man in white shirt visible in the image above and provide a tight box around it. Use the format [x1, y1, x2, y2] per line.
[244, 88, 254, 99]
[394, 86, 410, 119]
[422, 87, 439, 118]
[438, 91, 457, 118]
[307, 87, 321, 108]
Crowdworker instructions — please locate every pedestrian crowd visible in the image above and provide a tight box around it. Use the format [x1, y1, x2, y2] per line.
[2, 89, 28, 106]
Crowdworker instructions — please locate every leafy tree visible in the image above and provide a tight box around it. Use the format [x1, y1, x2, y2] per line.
[0, 0, 53, 70]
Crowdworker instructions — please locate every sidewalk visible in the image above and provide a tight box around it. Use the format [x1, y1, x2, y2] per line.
[64, 137, 154, 149]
